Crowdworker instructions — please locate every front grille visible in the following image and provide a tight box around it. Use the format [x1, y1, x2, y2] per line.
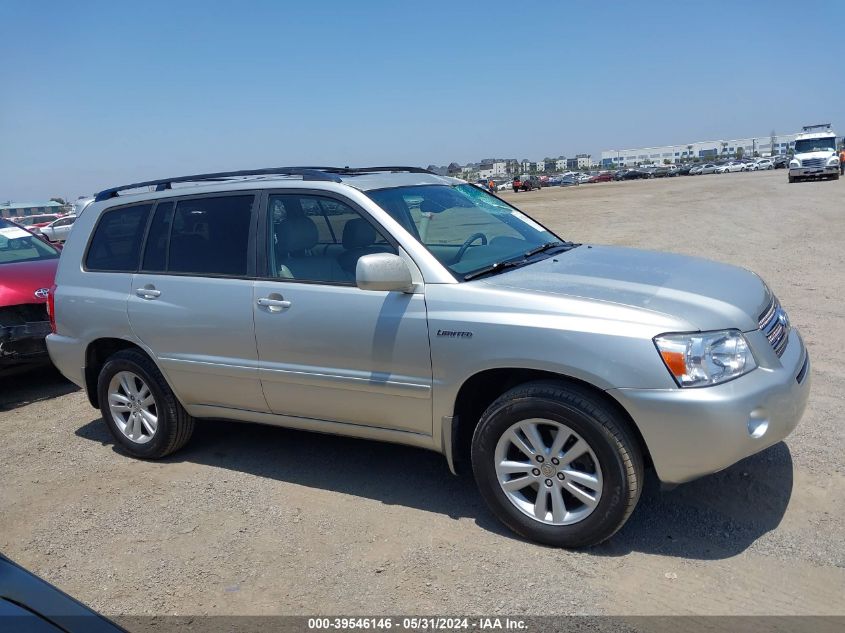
[0, 303, 49, 328]
[758, 295, 790, 357]
[801, 158, 824, 168]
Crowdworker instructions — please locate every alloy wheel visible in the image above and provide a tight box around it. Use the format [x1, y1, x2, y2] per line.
[107, 371, 158, 444]
[494, 419, 603, 525]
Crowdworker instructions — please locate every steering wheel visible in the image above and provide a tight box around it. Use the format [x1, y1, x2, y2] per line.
[453, 232, 488, 263]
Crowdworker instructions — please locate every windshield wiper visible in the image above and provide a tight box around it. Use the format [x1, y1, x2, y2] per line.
[522, 241, 570, 258]
[463, 259, 526, 281]
[463, 241, 578, 281]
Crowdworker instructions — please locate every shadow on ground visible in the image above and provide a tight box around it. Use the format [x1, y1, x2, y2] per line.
[75, 416, 793, 559]
[0, 364, 79, 412]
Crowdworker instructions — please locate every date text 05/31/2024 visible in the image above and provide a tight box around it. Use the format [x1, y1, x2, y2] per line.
[307, 617, 527, 630]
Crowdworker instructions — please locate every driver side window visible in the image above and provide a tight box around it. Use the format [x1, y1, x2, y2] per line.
[267, 194, 395, 284]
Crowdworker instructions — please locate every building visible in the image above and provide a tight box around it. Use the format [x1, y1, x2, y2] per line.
[600, 132, 800, 168]
[0, 200, 65, 219]
[575, 153, 591, 169]
[478, 160, 510, 179]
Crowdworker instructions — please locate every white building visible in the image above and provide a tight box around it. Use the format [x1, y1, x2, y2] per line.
[600, 132, 800, 167]
[478, 160, 509, 179]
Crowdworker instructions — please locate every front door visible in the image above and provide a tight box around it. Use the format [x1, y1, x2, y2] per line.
[253, 191, 432, 435]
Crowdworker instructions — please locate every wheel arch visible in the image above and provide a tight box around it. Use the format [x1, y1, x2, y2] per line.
[449, 368, 651, 475]
[84, 338, 165, 408]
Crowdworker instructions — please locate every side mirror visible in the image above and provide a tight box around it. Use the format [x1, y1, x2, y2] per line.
[356, 253, 413, 292]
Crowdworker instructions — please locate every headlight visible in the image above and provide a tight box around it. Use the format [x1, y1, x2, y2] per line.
[654, 330, 756, 387]
[828, 156, 840, 165]
[789, 160, 800, 168]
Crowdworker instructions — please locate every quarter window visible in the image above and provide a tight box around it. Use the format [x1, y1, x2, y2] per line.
[85, 204, 152, 272]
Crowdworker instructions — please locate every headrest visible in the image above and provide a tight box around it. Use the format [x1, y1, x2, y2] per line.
[279, 216, 318, 253]
[342, 218, 376, 249]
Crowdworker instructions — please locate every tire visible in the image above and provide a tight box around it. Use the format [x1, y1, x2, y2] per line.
[471, 381, 643, 547]
[788, 175, 795, 183]
[97, 348, 195, 459]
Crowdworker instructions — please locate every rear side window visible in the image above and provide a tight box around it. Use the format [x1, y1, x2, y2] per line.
[85, 204, 153, 272]
[168, 195, 253, 276]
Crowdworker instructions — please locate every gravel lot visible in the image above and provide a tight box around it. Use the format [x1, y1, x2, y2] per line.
[1, 169, 843, 617]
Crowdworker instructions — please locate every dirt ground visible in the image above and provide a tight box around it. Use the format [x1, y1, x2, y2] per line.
[1, 169, 843, 617]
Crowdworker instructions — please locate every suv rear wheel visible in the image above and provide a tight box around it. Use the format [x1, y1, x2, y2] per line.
[97, 349, 195, 458]
[471, 381, 643, 547]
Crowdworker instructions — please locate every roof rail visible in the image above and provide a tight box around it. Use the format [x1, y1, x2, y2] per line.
[316, 166, 435, 175]
[94, 167, 343, 202]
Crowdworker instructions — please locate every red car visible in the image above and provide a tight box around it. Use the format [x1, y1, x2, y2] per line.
[0, 218, 60, 373]
[588, 171, 614, 183]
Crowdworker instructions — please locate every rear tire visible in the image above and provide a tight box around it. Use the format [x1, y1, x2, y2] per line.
[471, 381, 643, 547]
[97, 349, 195, 459]
[788, 175, 796, 183]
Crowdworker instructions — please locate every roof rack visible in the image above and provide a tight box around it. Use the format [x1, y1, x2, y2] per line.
[94, 167, 343, 202]
[94, 166, 435, 202]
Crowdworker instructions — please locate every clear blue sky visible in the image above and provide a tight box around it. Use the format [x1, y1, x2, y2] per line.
[2, 0, 843, 201]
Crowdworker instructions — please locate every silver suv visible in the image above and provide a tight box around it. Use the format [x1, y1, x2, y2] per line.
[47, 166, 810, 547]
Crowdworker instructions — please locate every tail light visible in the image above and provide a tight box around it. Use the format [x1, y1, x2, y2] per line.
[47, 284, 57, 334]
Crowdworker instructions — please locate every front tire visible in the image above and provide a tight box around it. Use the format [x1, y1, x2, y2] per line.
[471, 382, 643, 547]
[97, 349, 195, 458]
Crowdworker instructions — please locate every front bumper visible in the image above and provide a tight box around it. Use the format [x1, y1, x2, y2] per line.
[0, 321, 52, 366]
[608, 328, 810, 484]
[789, 166, 838, 178]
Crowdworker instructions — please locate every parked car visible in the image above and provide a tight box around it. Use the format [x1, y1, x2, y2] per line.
[48, 166, 810, 548]
[698, 163, 719, 175]
[587, 172, 613, 183]
[559, 174, 579, 186]
[688, 165, 704, 175]
[616, 169, 649, 180]
[715, 162, 745, 174]
[14, 214, 60, 230]
[677, 164, 694, 176]
[497, 181, 512, 191]
[513, 175, 541, 191]
[773, 155, 789, 169]
[750, 159, 774, 171]
[644, 166, 670, 178]
[0, 218, 60, 374]
[0, 553, 123, 632]
[39, 215, 77, 243]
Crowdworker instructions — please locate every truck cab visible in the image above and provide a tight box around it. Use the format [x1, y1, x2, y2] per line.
[788, 124, 840, 183]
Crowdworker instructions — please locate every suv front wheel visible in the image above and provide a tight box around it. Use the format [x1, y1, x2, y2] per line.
[97, 349, 195, 459]
[471, 382, 643, 547]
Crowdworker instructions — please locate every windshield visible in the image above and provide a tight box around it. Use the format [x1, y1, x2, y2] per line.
[366, 184, 568, 279]
[794, 137, 836, 154]
[0, 219, 60, 265]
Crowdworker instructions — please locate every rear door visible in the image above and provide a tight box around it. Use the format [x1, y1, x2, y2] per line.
[128, 193, 268, 412]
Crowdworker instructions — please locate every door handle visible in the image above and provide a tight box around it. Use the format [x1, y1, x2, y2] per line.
[135, 286, 161, 300]
[257, 296, 291, 311]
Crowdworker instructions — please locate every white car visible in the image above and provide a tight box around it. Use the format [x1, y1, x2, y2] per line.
[39, 215, 77, 242]
[715, 162, 744, 174]
[748, 159, 774, 171]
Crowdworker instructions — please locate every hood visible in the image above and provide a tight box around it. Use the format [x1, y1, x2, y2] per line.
[481, 245, 769, 332]
[0, 258, 59, 308]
